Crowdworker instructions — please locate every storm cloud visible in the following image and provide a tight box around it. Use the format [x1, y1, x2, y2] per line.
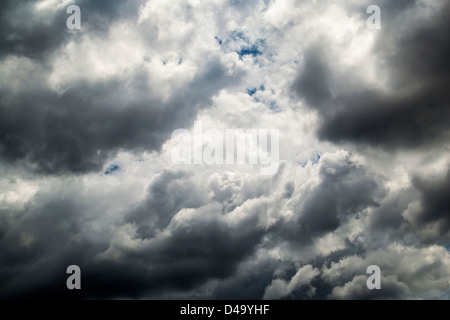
[0, 0, 449, 300]
[293, 1, 450, 149]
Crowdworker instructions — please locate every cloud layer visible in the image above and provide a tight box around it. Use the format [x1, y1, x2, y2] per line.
[0, 0, 449, 299]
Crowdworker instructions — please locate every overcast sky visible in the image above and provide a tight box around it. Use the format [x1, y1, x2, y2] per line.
[0, 0, 449, 299]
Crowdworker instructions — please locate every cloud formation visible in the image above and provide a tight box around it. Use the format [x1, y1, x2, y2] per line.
[293, 1, 450, 149]
[0, 0, 449, 300]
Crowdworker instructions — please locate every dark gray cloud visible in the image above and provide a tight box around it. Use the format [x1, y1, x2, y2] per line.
[0, 0, 238, 174]
[0, 154, 447, 299]
[212, 259, 277, 300]
[126, 170, 209, 238]
[0, 60, 234, 173]
[0, 194, 101, 299]
[367, 188, 415, 244]
[81, 207, 265, 299]
[0, 0, 143, 61]
[293, 2, 450, 149]
[412, 170, 450, 242]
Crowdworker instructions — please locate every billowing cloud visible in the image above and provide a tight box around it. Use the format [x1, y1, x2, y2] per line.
[293, 1, 450, 149]
[0, 0, 449, 300]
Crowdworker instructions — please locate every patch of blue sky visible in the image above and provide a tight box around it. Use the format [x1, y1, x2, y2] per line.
[215, 32, 266, 60]
[246, 85, 265, 97]
[104, 163, 120, 175]
[237, 44, 262, 59]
